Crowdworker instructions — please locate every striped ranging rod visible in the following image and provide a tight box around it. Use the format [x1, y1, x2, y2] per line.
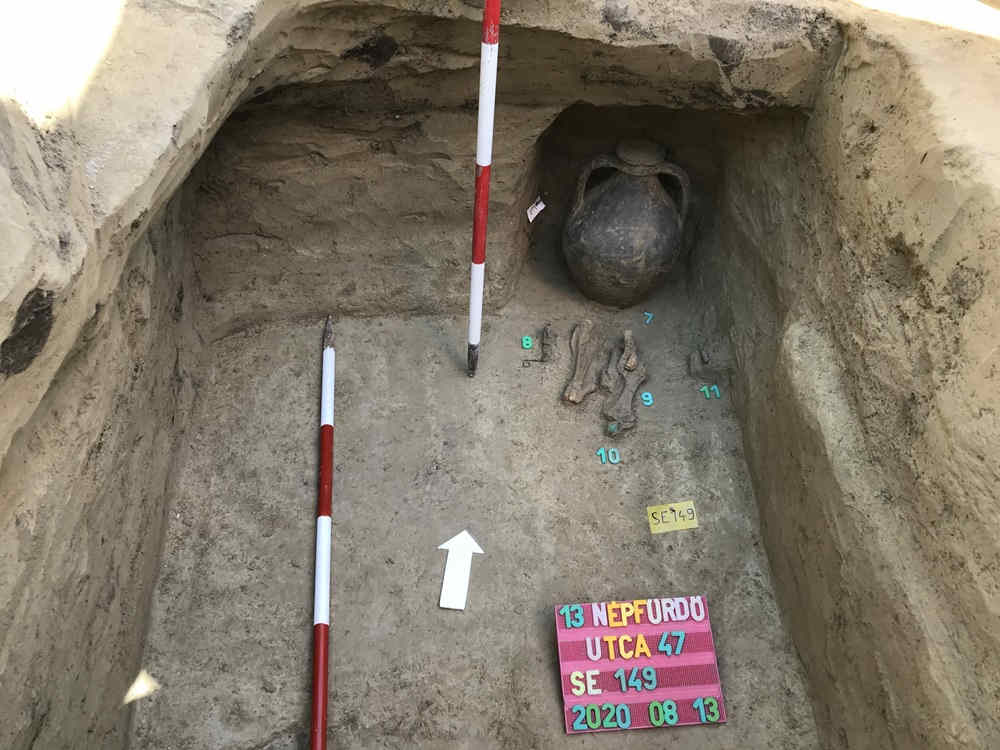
[311, 316, 335, 750]
[466, 0, 502, 377]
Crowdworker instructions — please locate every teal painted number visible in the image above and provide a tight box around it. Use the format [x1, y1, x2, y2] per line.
[558, 604, 584, 628]
[613, 667, 625, 692]
[596, 447, 621, 465]
[692, 696, 720, 723]
[643, 312, 654, 324]
[571, 703, 631, 731]
[641, 666, 656, 689]
[616, 704, 632, 729]
[648, 700, 678, 727]
[627, 669, 643, 692]
[672, 630, 685, 654]
[641, 391, 654, 406]
[522, 336, 533, 349]
[658, 630, 686, 656]
[699, 384, 722, 399]
[614, 666, 658, 692]
[601, 703, 617, 728]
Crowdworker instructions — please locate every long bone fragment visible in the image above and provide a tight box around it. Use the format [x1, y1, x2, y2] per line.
[601, 341, 623, 393]
[602, 330, 647, 436]
[562, 320, 606, 404]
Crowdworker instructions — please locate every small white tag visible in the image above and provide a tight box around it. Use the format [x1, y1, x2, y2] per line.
[526, 196, 546, 223]
[123, 670, 161, 704]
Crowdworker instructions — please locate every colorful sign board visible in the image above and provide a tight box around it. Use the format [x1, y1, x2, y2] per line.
[555, 596, 726, 733]
[647, 501, 698, 534]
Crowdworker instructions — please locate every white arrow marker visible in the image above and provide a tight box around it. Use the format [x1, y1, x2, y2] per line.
[438, 530, 484, 610]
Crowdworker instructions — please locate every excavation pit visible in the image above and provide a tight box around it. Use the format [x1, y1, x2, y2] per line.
[144, 90, 826, 749]
[3, 4, 1000, 750]
[122, 87, 879, 749]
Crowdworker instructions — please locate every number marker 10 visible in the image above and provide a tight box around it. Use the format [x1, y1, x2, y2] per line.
[596, 447, 621, 465]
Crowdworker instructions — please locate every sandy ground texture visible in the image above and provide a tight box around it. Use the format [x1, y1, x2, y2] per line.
[132, 256, 817, 749]
[6, 1, 1000, 747]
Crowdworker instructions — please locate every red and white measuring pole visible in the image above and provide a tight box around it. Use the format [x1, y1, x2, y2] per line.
[466, 0, 502, 377]
[310, 316, 335, 750]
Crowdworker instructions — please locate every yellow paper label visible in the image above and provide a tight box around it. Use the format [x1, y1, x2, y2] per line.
[647, 501, 698, 534]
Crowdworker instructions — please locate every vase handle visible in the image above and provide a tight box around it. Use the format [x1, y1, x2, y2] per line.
[655, 161, 691, 233]
[568, 154, 622, 221]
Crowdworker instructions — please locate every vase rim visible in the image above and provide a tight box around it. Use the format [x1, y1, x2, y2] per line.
[616, 139, 666, 166]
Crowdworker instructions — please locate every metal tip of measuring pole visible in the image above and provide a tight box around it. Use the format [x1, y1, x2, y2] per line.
[323, 315, 335, 349]
[467, 344, 479, 377]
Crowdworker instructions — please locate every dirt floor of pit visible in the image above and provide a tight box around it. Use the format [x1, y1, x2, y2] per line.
[131, 242, 820, 749]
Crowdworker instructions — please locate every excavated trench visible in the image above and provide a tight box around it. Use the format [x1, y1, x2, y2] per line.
[5, 5, 998, 750]
[132, 96, 822, 750]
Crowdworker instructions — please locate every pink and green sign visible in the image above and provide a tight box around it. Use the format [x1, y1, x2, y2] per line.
[554, 596, 726, 733]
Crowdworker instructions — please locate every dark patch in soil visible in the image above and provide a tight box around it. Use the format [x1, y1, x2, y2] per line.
[1, 288, 55, 376]
[946, 264, 984, 310]
[242, 79, 400, 118]
[747, 2, 806, 33]
[172, 285, 185, 322]
[739, 88, 781, 108]
[708, 36, 746, 72]
[342, 33, 399, 68]
[600, 0, 653, 38]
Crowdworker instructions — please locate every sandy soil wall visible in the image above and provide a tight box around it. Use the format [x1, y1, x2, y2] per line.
[696, 23, 1000, 749]
[0, 197, 199, 748]
[186, 86, 545, 339]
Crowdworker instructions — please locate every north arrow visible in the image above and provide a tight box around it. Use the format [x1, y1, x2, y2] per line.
[438, 530, 484, 611]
